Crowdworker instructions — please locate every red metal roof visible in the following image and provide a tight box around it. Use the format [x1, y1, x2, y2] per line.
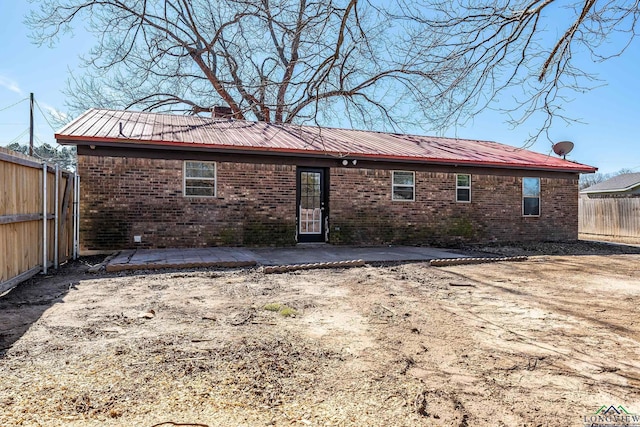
[55, 109, 596, 173]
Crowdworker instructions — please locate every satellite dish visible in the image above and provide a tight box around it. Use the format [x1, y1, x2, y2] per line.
[553, 141, 574, 159]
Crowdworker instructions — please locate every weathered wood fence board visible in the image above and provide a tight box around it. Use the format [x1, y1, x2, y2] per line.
[0, 147, 78, 293]
[579, 198, 640, 238]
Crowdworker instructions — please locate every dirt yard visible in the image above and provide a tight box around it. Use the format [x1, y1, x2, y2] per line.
[1, 242, 640, 426]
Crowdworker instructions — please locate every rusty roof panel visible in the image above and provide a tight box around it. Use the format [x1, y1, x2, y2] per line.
[55, 109, 597, 172]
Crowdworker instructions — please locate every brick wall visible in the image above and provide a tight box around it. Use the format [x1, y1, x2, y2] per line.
[329, 168, 579, 245]
[79, 156, 297, 251]
[78, 155, 579, 251]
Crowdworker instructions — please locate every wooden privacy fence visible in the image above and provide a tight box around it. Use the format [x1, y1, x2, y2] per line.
[579, 197, 640, 239]
[1, 147, 79, 293]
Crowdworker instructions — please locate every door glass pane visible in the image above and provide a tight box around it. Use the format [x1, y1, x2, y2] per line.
[300, 172, 322, 234]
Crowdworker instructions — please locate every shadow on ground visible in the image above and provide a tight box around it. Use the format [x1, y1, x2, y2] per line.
[0, 259, 97, 357]
[2, 240, 637, 358]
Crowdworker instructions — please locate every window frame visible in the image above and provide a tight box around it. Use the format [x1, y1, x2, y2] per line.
[456, 174, 471, 203]
[522, 177, 541, 217]
[183, 161, 217, 198]
[391, 170, 416, 202]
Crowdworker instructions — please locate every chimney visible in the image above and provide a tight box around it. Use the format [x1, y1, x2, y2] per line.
[212, 106, 234, 118]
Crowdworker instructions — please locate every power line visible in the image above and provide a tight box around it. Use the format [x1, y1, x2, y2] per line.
[1, 95, 61, 151]
[34, 134, 59, 148]
[3, 128, 30, 145]
[0, 97, 28, 113]
[34, 134, 68, 151]
[34, 99, 58, 132]
[30, 136, 51, 161]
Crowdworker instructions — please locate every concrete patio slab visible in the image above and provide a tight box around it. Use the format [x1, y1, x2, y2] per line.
[105, 245, 468, 272]
[250, 245, 466, 266]
[106, 247, 258, 272]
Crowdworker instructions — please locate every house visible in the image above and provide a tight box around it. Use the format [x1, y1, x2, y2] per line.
[578, 173, 640, 242]
[55, 109, 596, 252]
[580, 173, 640, 198]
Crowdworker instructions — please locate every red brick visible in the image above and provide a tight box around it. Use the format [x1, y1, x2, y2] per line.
[78, 156, 579, 250]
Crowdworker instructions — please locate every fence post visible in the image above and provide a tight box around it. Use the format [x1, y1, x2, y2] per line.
[42, 162, 48, 274]
[0, 149, 77, 290]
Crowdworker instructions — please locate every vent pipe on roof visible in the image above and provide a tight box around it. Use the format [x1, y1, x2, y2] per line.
[212, 106, 234, 119]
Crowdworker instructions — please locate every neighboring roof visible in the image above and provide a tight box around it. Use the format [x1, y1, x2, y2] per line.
[56, 109, 597, 173]
[581, 173, 640, 194]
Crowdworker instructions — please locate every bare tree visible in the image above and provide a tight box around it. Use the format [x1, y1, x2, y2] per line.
[395, 0, 640, 142]
[28, 0, 639, 136]
[28, 0, 447, 130]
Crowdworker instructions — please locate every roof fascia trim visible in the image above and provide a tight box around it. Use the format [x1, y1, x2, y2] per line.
[57, 137, 597, 173]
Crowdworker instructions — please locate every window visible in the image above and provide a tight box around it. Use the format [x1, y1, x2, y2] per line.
[456, 174, 471, 202]
[184, 161, 216, 197]
[392, 171, 415, 201]
[523, 177, 540, 216]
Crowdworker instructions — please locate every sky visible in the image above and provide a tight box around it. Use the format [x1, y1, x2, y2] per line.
[0, 2, 638, 175]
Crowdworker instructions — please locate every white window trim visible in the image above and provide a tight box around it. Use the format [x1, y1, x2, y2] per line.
[391, 170, 415, 202]
[184, 161, 217, 197]
[522, 177, 541, 217]
[456, 174, 471, 203]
